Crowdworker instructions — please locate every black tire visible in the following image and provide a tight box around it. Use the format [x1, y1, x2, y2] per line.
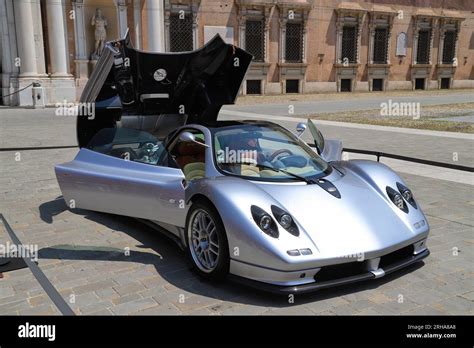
[185, 201, 230, 280]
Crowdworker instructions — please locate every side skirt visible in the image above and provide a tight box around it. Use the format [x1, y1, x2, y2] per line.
[136, 218, 186, 250]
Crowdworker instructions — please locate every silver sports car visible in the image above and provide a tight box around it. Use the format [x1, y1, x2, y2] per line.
[55, 34, 429, 294]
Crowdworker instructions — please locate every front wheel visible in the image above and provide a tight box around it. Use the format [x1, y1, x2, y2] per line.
[185, 201, 229, 280]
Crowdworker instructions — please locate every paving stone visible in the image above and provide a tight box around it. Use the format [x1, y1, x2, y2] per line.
[303, 296, 350, 314]
[113, 282, 145, 297]
[27, 294, 50, 307]
[136, 303, 181, 315]
[71, 279, 118, 295]
[172, 295, 221, 313]
[79, 300, 113, 315]
[110, 297, 158, 315]
[263, 306, 314, 315]
[18, 303, 59, 315]
[0, 286, 15, 299]
[111, 293, 142, 306]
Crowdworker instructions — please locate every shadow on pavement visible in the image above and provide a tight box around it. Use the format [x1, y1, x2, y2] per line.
[38, 196, 426, 309]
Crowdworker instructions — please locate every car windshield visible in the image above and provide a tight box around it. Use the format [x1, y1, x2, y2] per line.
[212, 123, 331, 181]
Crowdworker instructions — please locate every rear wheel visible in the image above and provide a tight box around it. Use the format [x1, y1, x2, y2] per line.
[185, 201, 229, 279]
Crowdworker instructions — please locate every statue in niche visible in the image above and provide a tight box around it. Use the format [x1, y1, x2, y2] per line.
[91, 8, 108, 60]
[396, 32, 407, 57]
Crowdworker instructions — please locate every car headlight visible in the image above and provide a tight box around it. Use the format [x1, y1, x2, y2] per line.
[251, 205, 278, 238]
[397, 182, 417, 209]
[280, 214, 292, 229]
[271, 205, 299, 236]
[393, 193, 404, 209]
[259, 215, 272, 230]
[386, 186, 408, 213]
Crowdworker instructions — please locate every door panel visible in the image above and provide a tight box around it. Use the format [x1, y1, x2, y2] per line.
[55, 149, 187, 227]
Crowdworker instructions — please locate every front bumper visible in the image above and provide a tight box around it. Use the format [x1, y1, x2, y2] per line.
[229, 248, 429, 295]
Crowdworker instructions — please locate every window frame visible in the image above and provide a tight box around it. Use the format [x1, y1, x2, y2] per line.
[245, 19, 265, 62]
[285, 22, 304, 63]
[169, 12, 194, 52]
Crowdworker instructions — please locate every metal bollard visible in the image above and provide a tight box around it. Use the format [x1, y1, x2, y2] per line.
[31, 82, 45, 109]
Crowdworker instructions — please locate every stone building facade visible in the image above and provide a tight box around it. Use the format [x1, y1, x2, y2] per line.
[0, 0, 473, 106]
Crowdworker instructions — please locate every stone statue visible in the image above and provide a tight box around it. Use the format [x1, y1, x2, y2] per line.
[91, 8, 108, 59]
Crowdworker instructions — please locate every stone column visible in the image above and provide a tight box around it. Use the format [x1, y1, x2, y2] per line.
[386, 17, 394, 65]
[237, 14, 245, 50]
[146, 0, 165, 52]
[279, 18, 287, 63]
[335, 21, 343, 64]
[72, 1, 88, 80]
[438, 23, 446, 65]
[356, 14, 365, 64]
[429, 19, 436, 65]
[46, 0, 71, 77]
[0, 0, 19, 105]
[32, 0, 47, 75]
[412, 17, 419, 65]
[368, 17, 376, 65]
[13, 0, 38, 76]
[191, 3, 199, 50]
[133, 0, 142, 49]
[116, 0, 128, 38]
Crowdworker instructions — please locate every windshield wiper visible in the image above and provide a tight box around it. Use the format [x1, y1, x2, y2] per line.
[253, 163, 314, 184]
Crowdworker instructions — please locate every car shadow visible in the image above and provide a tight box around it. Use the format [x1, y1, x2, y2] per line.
[38, 197, 427, 309]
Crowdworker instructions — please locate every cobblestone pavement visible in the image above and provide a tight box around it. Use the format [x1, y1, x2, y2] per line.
[0, 147, 472, 315]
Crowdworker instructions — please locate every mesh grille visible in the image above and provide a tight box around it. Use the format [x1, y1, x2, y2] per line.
[373, 28, 388, 64]
[442, 31, 456, 64]
[169, 13, 193, 52]
[342, 26, 357, 63]
[285, 23, 303, 63]
[416, 30, 431, 64]
[245, 20, 264, 62]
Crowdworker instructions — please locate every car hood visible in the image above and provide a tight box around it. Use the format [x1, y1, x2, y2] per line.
[254, 170, 428, 257]
[77, 32, 252, 146]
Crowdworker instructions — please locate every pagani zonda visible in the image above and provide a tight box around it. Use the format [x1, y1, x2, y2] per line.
[55, 33, 429, 294]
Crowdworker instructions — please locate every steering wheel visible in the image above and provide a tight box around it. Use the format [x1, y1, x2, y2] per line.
[269, 149, 294, 162]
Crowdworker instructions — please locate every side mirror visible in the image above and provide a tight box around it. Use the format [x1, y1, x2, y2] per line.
[179, 132, 209, 147]
[296, 122, 307, 137]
